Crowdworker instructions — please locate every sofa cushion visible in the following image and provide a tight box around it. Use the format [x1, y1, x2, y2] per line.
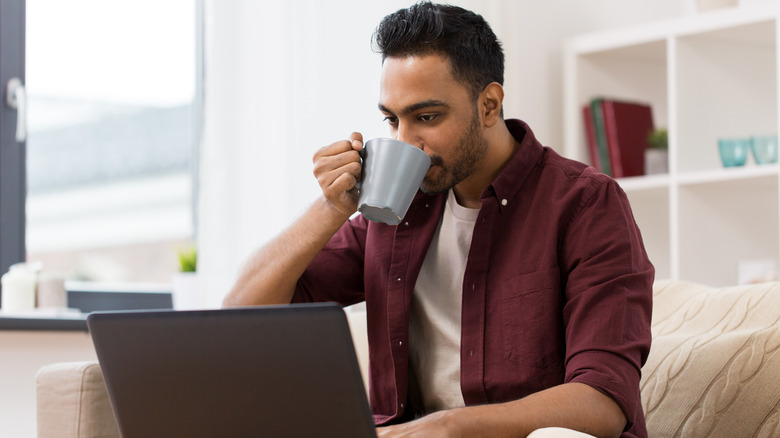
[345, 306, 370, 392]
[36, 361, 120, 438]
[641, 281, 780, 437]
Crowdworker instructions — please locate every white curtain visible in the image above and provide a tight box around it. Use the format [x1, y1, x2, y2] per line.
[198, 0, 685, 307]
[198, 0, 410, 306]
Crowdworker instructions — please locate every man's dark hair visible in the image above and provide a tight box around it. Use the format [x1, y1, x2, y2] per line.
[372, 2, 504, 98]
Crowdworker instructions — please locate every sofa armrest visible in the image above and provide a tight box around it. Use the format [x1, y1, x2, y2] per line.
[345, 307, 370, 393]
[36, 361, 120, 438]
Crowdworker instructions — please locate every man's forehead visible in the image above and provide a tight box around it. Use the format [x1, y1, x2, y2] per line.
[380, 54, 454, 82]
[379, 54, 466, 112]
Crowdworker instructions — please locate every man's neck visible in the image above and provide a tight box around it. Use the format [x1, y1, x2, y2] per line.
[453, 119, 519, 208]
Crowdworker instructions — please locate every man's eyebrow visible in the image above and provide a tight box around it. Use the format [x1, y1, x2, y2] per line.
[378, 99, 449, 116]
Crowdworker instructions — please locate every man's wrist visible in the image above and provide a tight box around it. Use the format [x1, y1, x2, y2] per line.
[313, 195, 354, 227]
[427, 407, 469, 438]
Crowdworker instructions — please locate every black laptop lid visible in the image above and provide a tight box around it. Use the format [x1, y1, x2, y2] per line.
[87, 303, 376, 438]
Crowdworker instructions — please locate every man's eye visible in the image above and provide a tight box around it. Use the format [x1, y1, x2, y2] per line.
[419, 114, 438, 122]
[383, 116, 398, 125]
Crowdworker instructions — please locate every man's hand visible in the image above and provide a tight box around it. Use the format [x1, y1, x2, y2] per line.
[376, 410, 457, 438]
[374, 383, 624, 438]
[312, 132, 364, 216]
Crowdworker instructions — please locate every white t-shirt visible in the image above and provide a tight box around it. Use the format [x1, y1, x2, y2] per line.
[408, 189, 479, 413]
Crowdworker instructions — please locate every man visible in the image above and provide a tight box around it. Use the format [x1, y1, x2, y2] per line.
[224, 3, 653, 437]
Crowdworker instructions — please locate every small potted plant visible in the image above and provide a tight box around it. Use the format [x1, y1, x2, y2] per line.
[172, 245, 198, 310]
[646, 128, 668, 175]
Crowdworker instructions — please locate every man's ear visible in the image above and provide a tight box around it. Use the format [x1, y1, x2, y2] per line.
[480, 82, 504, 128]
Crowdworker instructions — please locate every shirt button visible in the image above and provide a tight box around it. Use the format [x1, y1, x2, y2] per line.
[400, 403, 405, 409]
[404, 222, 409, 226]
[468, 348, 474, 357]
[425, 203, 430, 208]
[398, 341, 403, 347]
[396, 277, 402, 283]
[501, 198, 508, 206]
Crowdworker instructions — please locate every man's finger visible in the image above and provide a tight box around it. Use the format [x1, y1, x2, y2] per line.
[348, 132, 364, 151]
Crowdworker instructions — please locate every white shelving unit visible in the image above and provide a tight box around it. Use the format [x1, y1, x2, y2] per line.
[563, 5, 780, 287]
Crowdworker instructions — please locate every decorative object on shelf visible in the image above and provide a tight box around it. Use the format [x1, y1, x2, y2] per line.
[750, 135, 778, 165]
[718, 138, 750, 167]
[172, 245, 198, 310]
[645, 128, 669, 175]
[583, 97, 654, 177]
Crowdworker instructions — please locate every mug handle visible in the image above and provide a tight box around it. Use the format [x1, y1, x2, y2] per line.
[354, 147, 367, 191]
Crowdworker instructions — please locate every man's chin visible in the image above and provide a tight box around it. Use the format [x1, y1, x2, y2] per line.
[420, 179, 451, 196]
[419, 165, 455, 195]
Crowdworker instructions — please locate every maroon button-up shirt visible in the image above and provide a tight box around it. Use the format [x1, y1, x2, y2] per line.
[293, 119, 653, 438]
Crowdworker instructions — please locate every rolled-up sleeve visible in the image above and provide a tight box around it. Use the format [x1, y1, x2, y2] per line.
[560, 177, 654, 433]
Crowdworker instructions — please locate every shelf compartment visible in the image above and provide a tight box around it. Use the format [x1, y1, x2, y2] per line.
[677, 173, 779, 286]
[572, 40, 668, 165]
[565, 8, 780, 287]
[675, 19, 777, 173]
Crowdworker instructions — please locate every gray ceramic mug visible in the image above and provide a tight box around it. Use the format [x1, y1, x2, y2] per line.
[357, 138, 431, 225]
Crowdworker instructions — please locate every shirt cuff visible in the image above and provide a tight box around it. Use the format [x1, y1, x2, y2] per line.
[566, 349, 643, 433]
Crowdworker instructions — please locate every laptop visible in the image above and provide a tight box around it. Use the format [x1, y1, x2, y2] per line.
[87, 302, 377, 438]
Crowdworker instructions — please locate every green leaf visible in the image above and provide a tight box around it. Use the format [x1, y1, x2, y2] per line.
[177, 246, 197, 272]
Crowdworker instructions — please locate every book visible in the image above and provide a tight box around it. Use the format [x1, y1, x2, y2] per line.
[582, 104, 601, 172]
[601, 99, 654, 178]
[590, 98, 612, 176]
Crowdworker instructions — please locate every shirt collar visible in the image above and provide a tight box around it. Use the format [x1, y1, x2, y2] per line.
[481, 119, 545, 212]
[411, 119, 544, 216]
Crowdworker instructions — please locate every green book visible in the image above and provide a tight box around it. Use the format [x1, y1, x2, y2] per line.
[590, 98, 612, 176]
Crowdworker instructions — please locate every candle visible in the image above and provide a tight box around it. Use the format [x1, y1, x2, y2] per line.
[1, 264, 37, 313]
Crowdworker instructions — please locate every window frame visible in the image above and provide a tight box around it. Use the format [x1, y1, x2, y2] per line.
[0, 0, 26, 303]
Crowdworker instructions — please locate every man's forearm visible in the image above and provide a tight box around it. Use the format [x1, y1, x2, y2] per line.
[222, 196, 352, 307]
[378, 382, 626, 438]
[456, 382, 625, 437]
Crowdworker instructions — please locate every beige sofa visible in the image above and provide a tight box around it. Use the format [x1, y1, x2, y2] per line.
[36, 281, 780, 437]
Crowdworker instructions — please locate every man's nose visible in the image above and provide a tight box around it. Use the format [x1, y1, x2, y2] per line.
[394, 125, 422, 150]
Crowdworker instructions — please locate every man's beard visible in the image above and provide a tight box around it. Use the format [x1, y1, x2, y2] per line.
[420, 111, 488, 195]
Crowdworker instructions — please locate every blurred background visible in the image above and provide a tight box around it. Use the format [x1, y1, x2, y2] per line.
[11, 0, 776, 307]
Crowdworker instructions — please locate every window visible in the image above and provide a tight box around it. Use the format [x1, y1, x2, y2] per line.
[0, 0, 27, 297]
[0, 0, 202, 300]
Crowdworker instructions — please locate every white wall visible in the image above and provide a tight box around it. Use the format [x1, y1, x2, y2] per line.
[0, 331, 97, 438]
[199, 0, 410, 306]
[198, 0, 780, 306]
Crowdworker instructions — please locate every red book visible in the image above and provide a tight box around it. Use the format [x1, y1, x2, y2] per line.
[582, 104, 601, 172]
[601, 99, 654, 178]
